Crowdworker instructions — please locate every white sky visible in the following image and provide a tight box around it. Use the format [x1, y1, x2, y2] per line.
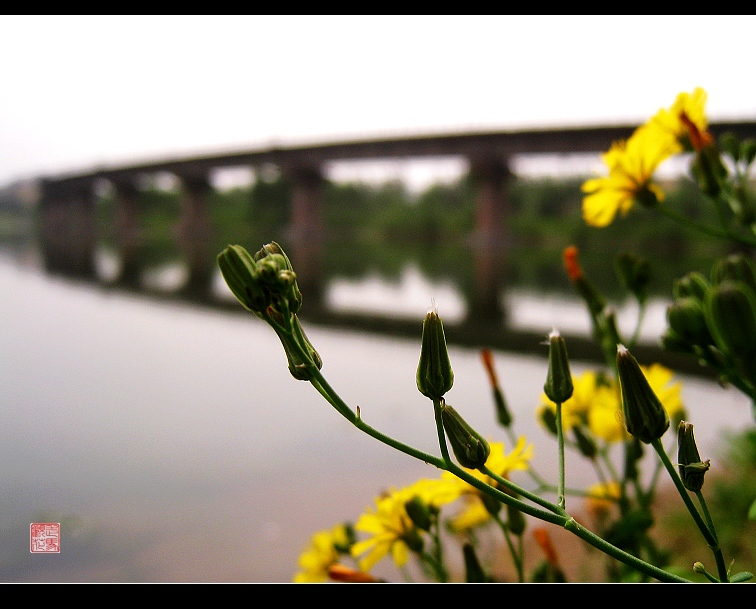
[2, 15, 755, 189]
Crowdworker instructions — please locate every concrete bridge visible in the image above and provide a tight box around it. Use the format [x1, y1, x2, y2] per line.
[37, 120, 756, 320]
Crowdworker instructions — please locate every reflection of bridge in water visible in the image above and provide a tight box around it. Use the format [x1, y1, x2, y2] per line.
[36, 121, 756, 373]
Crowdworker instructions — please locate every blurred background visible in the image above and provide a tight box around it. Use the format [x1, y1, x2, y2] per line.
[1, 15, 755, 581]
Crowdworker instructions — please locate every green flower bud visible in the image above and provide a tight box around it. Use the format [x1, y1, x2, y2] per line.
[217, 244, 268, 314]
[544, 330, 573, 404]
[666, 297, 713, 347]
[711, 254, 756, 294]
[493, 387, 512, 428]
[404, 496, 432, 532]
[463, 543, 488, 583]
[623, 437, 644, 482]
[572, 424, 597, 460]
[416, 301, 454, 401]
[719, 131, 740, 161]
[673, 272, 710, 302]
[402, 527, 424, 554]
[480, 490, 502, 516]
[691, 144, 727, 197]
[501, 485, 526, 536]
[742, 139, 756, 166]
[616, 345, 669, 444]
[277, 315, 322, 380]
[615, 252, 651, 304]
[660, 327, 696, 355]
[252, 241, 302, 313]
[538, 405, 558, 436]
[677, 421, 710, 492]
[332, 523, 356, 554]
[441, 403, 490, 469]
[635, 183, 662, 208]
[574, 275, 606, 319]
[704, 280, 756, 362]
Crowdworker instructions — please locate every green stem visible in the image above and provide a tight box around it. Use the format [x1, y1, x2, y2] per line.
[281, 326, 689, 581]
[657, 205, 756, 248]
[651, 439, 728, 582]
[555, 401, 566, 509]
[480, 465, 564, 515]
[494, 513, 524, 582]
[695, 491, 720, 546]
[433, 398, 452, 467]
[628, 300, 647, 349]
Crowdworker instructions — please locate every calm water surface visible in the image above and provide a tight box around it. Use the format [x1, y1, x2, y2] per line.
[0, 254, 752, 582]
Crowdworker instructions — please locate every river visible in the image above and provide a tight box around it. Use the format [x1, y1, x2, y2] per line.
[0, 249, 752, 582]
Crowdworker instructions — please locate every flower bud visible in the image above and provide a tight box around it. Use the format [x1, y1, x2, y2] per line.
[563, 246, 605, 318]
[704, 280, 756, 363]
[481, 349, 512, 427]
[402, 527, 424, 554]
[404, 496, 432, 532]
[624, 437, 644, 481]
[677, 421, 710, 492]
[616, 345, 669, 444]
[501, 485, 526, 536]
[278, 315, 322, 380]
[673, 272, 710, 302]
[538, 405, 558, 436]
[544, 330, 573, 404]
[252, 241, 302, 313]
[666, 297, 713, 347]
[742, 139, 756, 166]
[691, 144, 727, 197]
[711, 254, 756, 294]
[463, 543, 487, 583]
[615, 252, 651, 304]
[217, 244, 268, 314]
[572, 424, 597, 460]
[416, 301, 454, 400]
[441, 403, 490, 469]
[719, 131, 740, 161]
[327, 564, 381, 583]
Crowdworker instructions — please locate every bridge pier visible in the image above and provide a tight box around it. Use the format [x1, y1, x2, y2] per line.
[467, 155, 512, 324]
[39, 179, 97, 278]
[111, 178, 143, 286]
[175, 172, 215, 300]
[285, 165, 325, 309]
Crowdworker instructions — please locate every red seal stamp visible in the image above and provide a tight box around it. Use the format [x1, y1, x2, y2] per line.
[30, 523, 60, 553]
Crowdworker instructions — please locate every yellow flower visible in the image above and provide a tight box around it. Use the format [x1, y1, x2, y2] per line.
[442, 438, 534, 531]
[582, 88, 710, 228]
[351, 488, 415, 572]
[582, 125, 676, 227]
[350, 479, 457, 572]
[587, 392, 625, 443]
[641, 363, 686, 424]
[539, 367, 683, 444]
[648, 87, 709, 152]
[539, 370, 613, 432]
[293, 523, 352, 583]
[585, 481, 622, 518]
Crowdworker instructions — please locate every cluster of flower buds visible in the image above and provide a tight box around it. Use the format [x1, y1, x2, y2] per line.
[217, 242, 302, 319]
[217, 242, 321, 380]
[663, 254, 756, 389]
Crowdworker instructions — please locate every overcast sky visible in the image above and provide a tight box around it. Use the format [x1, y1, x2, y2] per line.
[2, 15, 755, 188]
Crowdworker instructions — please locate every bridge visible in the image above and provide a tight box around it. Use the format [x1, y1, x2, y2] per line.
[36, 120, 756, 366]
